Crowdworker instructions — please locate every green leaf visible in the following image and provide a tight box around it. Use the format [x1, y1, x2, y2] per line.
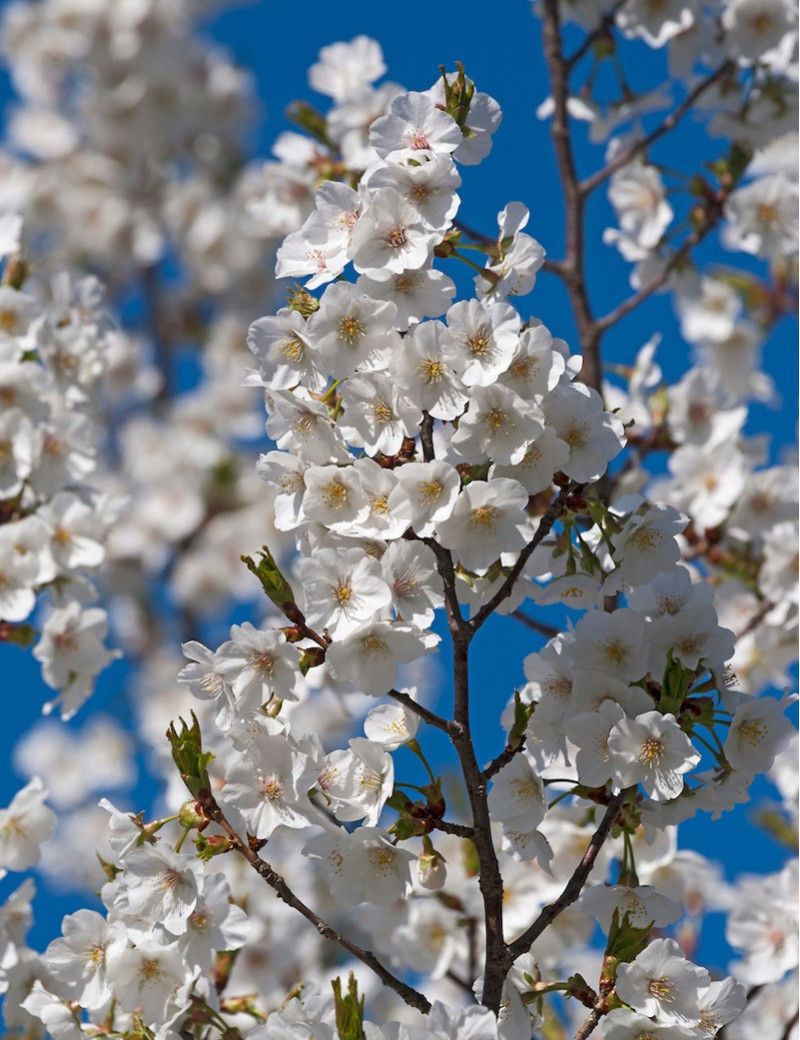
[166, 711, 214, 799]
[331, 973, 365, 1040]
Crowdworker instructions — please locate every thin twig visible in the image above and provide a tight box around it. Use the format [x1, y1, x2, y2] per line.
[565, 0, 626, 71]
[511, 609, 561, 640]
[573, 1006, 603, 1040]
[433, 818, 475, 839]
[595, 210, 722, 332]
[579, 60, 735, 196]
[780, 1009, 799, 1040]
[419, 411, 436, 462]
[446, 970, 475, 996]
[469, 485, 574, 631]
[388, 688, 458, 736]
[482, 739, 527, 782]
[454, 219, 496, 247]
[507, 790, 628, 960]
[197, 791, 432, 1014]
[735, 599, 775, 641]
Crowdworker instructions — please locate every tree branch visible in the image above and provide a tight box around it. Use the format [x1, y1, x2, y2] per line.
[426, 534, 508, 1011]
[434, 818, 475, 839]
[448, 629, 509, 1013]
[506, 789, 628, 960]
[197, 792, 432, 1014]
[573, 1006, 603, 1040]
[595, 206, 723, 333]
[564, 0, 626, 72]
[469, 484, 574, 631]
[511, 609, 561, 640]
[482, 738, 527, 783]
[388, 687, 458, 736]
[541, 0, 602, 393]
[579, 60, 735, 196]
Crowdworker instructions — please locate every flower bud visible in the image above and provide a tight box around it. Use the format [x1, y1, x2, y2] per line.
[417, 837, 447, 890]
[178, 800, 208, 831]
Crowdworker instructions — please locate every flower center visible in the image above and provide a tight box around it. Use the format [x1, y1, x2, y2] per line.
[639, 738, 664, 766]
[279, 336, 305, 364]
[384, 225, 408, 248]
[470, 504, 498, 529]
[466, 325, 493, 357]
[321, 478, 349, 509]
[418, 355, 446, 384]
[338, 314, 366, 346]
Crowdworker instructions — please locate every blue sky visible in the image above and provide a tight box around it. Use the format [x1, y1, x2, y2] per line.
[0, 0, 796, 989]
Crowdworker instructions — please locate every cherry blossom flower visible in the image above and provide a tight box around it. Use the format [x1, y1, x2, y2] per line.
[0, 777, 56, 871]
[608, 711, 700, 800]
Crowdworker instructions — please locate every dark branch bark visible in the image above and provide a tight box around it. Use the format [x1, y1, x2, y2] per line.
[579, 61, 735, 196]
[388, 687, 458, 736]
[469, 485, 573, 631]
[573, 1007, 603, 1040]
[507, 790, 628, 960]
[541, 0, 601, 393]
[198, 793, 432, 1013]
[564, 0, 626, 71]
[595, 209, 722, 332]
[511, 609, 561, 640]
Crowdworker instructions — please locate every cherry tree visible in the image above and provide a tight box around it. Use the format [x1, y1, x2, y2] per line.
[0, 2, 796, 1040]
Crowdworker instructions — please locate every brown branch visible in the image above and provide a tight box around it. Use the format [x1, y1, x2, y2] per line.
[198, 793, 431, 1014]
[425, 531, 508, 1011]
[433, 818, 475, 839]
[595, 209, 722, 333]
[507, 789, 628, 960]
[448, 629, 509, 1013]
[780, 1009, 799, 1040]
[579, 60, 735, 196]
[446, 970, 475, 996]
[540, 0, 601, 393]
[423, 536, 467, 634]
[387, 688, 457, 736]
[482, 738, 527, 783]
[419, 411, 436, 462]
[735, 599, 775, 641]
[565, 0, 627, 71]
[573, 1007, 603, 1040]
[469, 485, 574, 631]
[511, 609, 561, 640]
[454, 219, 496, 247]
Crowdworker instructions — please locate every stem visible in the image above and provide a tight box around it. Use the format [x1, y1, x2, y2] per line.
[541, 0, 601, 392]
[407, 738, 439, 784]
[469, 484, 574, 631]
[482, 738, 527, 782]
[507, 790, 629, 960]
[511, 609, 561, 640]
[434, 818, 475, 839]
[595, 209, 723, 333]
[564, 0, 626, 71]
[388, 687, 457, 736]
[573, 1007, 603, 1040]
[196, 792, 431, 1014]
[579, 61, 735, 196]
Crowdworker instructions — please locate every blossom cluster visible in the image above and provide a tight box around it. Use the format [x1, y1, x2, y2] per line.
[0, 224, 119, 717]
[0, 7, 796, 1040]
